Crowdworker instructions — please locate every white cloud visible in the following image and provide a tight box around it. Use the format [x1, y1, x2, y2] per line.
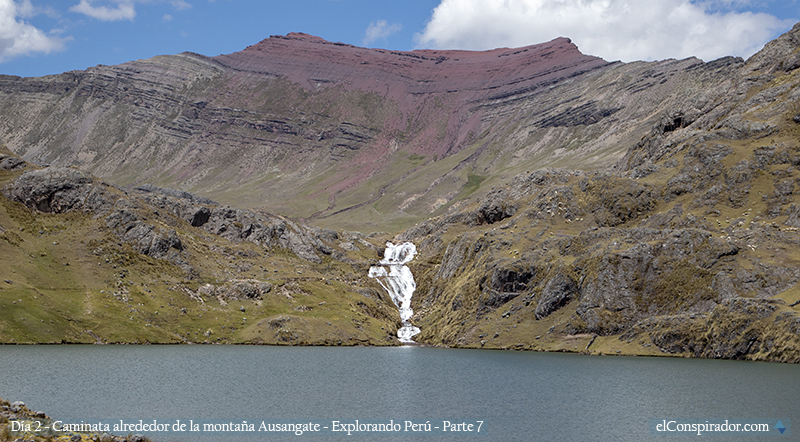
[363, 19, 402, 46]
[171, 0, 191, 10]
[0, 0, 68, 62]
[70, 0, 136, 22]
[162, 13, 172, 22]
[14, 0, 33, 17]
[415, 0, 794, 61]
[21, 1, 60, 20]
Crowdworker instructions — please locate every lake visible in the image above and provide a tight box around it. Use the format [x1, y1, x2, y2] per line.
[0, 345, 796, 441]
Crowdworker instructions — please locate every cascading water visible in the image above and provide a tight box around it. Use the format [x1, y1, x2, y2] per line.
[368, 242, 421, 343]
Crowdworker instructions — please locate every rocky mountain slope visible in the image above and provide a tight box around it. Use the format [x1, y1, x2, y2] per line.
[398, 24, 800, 362]
[2, 24, 800, 361]
[0, 31, 744, 231]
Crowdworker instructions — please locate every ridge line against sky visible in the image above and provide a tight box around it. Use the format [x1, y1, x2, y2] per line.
[0, 0, 799, 77]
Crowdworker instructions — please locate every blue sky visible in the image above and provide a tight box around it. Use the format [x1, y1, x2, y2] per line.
[1, 0, 799, 78]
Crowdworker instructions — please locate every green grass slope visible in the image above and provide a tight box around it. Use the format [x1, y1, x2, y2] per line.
[0, 163, 401, 346]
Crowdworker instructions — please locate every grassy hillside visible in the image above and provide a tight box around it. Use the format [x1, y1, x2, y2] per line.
[0, 159, 401, 346]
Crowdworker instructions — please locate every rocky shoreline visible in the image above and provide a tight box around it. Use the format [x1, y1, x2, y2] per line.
[1, 398, 150, 442]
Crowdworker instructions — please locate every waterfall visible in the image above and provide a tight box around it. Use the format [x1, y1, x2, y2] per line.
[368, 242, 421, 343]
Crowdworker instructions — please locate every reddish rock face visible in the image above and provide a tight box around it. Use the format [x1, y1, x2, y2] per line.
[1, 30, 736, 229]
[215, 32, 609, 105]
[211, 32, 611, 176]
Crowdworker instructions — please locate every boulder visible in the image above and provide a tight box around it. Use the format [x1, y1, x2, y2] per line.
[0, 155, 25, 170]
[5, 167, 117, 213]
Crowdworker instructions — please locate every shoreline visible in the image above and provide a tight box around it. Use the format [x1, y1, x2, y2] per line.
[1, 398, 150, 442]
[0, 339, 789, 364]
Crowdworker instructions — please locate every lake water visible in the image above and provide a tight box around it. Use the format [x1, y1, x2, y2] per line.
[0, 345, 796, 441]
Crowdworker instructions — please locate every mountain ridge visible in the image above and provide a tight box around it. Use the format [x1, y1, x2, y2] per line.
[216, 33, 608, 99]
[0, 32, 721, 231]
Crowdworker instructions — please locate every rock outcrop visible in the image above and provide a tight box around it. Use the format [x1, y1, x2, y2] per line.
[1, 398, 137, 442]
[0, 154, 25, 170]
[3, 167, 343, 266]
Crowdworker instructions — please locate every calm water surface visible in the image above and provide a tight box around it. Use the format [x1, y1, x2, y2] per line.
[0, 345, 797, 441]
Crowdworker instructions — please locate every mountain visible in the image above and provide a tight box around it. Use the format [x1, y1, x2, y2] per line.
[0, 32, 735, 231]
[2, 24, 800, 361]
[397, 23, 800, 361]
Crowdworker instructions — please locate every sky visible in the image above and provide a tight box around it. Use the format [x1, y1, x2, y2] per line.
[1, 0, 799, 78]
